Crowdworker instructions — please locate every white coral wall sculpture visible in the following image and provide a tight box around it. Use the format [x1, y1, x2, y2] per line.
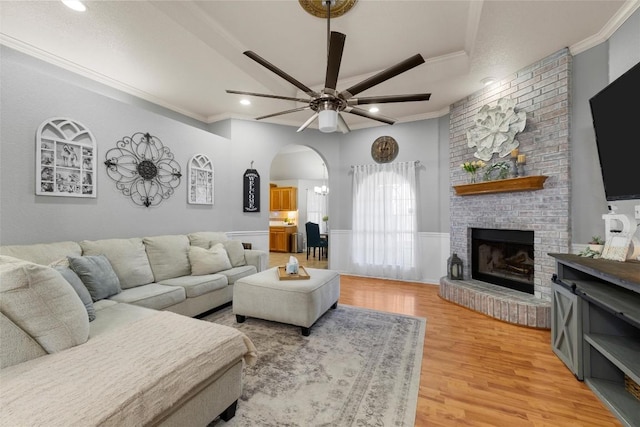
[466, 98, 526, 161]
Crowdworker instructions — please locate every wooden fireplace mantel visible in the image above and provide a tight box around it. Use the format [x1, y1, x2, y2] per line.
[453, 175, 548, 196]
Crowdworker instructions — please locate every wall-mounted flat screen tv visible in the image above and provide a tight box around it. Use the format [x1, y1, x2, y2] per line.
[589, 61, 640, 201]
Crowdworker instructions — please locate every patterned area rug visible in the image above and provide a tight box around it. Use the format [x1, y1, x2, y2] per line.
[205, 304, 426, 427]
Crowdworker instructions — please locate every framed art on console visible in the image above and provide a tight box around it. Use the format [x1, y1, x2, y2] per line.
[600, 233, 631, 261]
[36, 117, 97, 197]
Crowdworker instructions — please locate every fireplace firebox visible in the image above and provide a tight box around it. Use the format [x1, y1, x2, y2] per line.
[471, 228, 534, 294]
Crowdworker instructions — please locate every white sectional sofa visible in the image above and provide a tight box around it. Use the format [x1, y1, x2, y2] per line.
[0, 231, 267, 425]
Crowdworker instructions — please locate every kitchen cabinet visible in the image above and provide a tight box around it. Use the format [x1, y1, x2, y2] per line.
[270, 187, 297, 211]
[269, 226, 297, 252]
[550, 254, 640, 427]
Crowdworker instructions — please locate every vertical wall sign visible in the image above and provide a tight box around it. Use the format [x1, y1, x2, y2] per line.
[36, 117, 97, 197]
[243, 164, 260, 212]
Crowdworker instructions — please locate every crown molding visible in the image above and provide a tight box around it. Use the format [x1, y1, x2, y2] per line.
[570, 0, 640, 55]
[0, 34, 209, 123]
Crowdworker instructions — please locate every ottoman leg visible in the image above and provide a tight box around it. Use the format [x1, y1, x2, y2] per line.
[331, 301, 338, 309]
[236, 315, 246, 323]
[220, 400, 237, 421]
[301, 327, 311, 336]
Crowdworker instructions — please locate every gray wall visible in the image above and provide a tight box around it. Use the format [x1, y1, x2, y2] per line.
[334, 119, 448, 233]
[570, 8, 640, 243]
[0, 46, 236, 244]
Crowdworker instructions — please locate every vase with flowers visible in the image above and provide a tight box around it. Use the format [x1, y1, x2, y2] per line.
[461, 160, 486, 183]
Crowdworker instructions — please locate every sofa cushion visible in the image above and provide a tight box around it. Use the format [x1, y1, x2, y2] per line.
[0, 241, 82, 266]
[222, 240, 247, 267]
[68, 255, 122, 302]
[143, 235, 191, 281]
[187, 231, 228, 249]
[0, 256, 89, 354]
[108, 284, 185, 310]
[218, 265, 258, 285]
[0, 312, 47, 369]
[89, 303, 157, 339]
[79, 238, 154, 289]
[189, 244, 232, 276]
[54, 266, 96, 322]
[158, 274, 228, 298]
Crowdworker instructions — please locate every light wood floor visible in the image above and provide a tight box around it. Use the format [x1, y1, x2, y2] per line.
[269, 253, 621, 426]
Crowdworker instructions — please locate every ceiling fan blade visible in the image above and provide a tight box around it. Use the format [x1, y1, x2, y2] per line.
[297, 113, 319, 132]
[325, 32, 346, 90]
[255, 106, 311, 121]
[244, 51, 318, 97]
[341, 54, 426, 99]
[344, 106, 396, 125]
[349, 93, 431, 105]
[337, 113, 351, 133]
[226, 90, 309, 103]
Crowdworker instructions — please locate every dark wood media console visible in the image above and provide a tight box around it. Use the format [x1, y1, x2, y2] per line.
[550, 254, 640, 427]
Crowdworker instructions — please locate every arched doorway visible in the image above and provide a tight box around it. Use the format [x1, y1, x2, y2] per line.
[269, 145, 328, 258]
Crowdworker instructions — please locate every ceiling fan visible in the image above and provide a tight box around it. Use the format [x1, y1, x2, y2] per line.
[226, 0, 431, 133]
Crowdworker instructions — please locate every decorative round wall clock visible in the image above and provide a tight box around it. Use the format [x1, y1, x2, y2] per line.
[371, 136, 399, 163]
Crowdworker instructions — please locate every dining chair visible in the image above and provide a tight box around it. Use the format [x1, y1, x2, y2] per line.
[305, 221, 328, 260]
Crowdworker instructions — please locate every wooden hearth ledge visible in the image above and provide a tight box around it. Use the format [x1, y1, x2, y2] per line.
[454, 175, 548, 196]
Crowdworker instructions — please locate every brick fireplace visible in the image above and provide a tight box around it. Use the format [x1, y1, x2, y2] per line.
[439, 49, 572, 328]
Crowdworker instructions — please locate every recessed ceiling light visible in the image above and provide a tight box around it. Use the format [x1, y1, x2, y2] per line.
[240, 99, 251, 106]
[481, 77, 496, 86]
[369, 107, 379, 113]
[61, 0, 86, 12]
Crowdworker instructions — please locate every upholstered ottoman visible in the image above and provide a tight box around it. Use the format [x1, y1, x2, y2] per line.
[233, 267, 340, 336]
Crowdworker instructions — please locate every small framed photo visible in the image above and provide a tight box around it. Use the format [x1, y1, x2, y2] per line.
[188, 154, 213, 205]
[600, 233, 631, 261]
[36, 118, 97, 198]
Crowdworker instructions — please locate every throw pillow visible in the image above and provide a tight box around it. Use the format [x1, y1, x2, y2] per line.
[189, 244, 232, 276]
[68, 255, 122, 302]
[222, 240, 247, 267]
[0, 257, 89, 355]
[54, 266, 96, 322]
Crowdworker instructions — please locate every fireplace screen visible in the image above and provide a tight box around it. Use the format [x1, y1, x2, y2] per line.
[471, 228, 534, 294]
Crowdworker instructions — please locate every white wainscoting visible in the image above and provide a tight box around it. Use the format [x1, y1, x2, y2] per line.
[226, 229, 451, 284]
[226, 230, 269, 252]
[327, 230, 450, 284]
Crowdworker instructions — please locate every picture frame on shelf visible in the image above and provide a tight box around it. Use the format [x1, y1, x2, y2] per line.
[600, 233, 632, 261]
[36, 117, 97, 198]
[188, 154, 213, 205]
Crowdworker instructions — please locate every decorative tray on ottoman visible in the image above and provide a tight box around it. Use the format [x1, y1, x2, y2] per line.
[277, 266, 310, 280]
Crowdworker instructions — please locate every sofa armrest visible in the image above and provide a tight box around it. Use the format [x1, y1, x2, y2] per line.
[244, 249, 268, 272]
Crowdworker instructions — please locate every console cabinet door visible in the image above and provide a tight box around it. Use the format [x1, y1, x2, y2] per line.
[552, 281, 583, 379]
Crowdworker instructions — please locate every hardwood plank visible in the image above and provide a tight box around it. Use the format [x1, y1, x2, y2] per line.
[338, 275, 621, 426]
[267, 254, 620, 425]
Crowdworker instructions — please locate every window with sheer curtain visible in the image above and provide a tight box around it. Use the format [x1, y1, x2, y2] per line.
[351, 161, 418, 281]
[306, 190, 327, 232]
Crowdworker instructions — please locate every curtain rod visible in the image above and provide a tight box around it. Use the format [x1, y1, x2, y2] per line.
[350, 160, 420, 169]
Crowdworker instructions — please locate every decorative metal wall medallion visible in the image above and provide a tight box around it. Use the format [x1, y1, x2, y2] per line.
[104, 132, 182, 207]
[188, 154, 213, 205]
[466, 97, 526, 161]
[299, 0, 357, 18]
[36, 117, 97, 198]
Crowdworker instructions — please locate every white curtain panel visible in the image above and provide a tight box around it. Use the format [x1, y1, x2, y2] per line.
[351, 161, 419, 281]
[306, 190, 327, 231]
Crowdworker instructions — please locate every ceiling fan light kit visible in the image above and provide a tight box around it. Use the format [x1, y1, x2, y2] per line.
[226, 0, 431, 133]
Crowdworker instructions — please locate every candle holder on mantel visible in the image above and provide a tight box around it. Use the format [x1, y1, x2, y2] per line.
[510, 158, 519, 178]
[517, 154, 526, 177]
